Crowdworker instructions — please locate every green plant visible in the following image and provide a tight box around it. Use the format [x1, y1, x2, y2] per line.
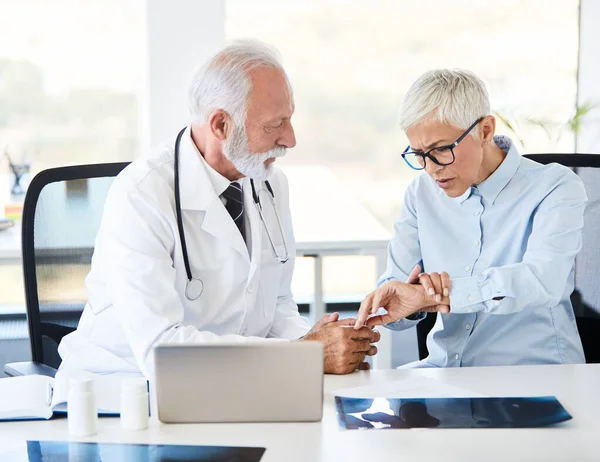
[494, 111, 526, 147]
[494, 101, 598, 149]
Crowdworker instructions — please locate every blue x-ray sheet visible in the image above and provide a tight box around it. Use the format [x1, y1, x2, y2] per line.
[0, 441, 266, 461]
[335, 396, 572, 430]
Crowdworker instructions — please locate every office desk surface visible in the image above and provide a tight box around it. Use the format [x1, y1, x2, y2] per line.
[1, 364, 598, 461]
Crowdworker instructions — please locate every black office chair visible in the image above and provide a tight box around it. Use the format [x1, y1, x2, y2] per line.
[416, 153, 600, 363]
[3, 163, 130, 377]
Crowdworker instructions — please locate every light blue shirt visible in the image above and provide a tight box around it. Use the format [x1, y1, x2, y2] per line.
[382, 136, 587, 367]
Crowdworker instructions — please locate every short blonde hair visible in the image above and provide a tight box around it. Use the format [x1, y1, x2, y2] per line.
[400, 69, 490, 138]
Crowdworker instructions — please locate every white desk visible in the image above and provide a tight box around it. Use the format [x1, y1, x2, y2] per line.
[1, 364, 598, 461]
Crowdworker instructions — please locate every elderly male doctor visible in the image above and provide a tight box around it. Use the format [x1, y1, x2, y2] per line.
[58, 40, 379, 377]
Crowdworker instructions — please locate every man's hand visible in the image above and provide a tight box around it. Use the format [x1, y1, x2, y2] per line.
[302, 313, 380, 375]
[353, 279, 450, 329]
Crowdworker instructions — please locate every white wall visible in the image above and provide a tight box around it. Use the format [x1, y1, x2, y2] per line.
[576, 0, 600, 153]
[140, 0, 225, 153]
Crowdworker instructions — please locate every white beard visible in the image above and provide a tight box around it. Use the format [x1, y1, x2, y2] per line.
[222, 125, 287, 181]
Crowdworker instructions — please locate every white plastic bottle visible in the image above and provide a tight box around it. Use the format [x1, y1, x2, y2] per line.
[67, 378, 98, 437]
[120, 378, 149, 430]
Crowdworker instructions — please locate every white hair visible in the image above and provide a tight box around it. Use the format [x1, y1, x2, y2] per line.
[187, 39, 289, 128]
[400, 69, 490, 138]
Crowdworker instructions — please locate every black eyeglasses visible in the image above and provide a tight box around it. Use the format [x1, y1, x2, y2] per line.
[401, 117, 484, 170]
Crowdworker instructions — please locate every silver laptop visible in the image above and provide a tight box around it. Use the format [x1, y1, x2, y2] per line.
[153, 342, 324, 423]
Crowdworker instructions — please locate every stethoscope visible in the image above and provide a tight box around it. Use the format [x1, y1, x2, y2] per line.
[174, 127, 291, 301]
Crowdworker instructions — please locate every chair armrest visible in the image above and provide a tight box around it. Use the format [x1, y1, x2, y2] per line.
[4, 361, 58, 377]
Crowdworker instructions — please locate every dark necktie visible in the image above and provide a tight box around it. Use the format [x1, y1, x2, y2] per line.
[221, 182, 245, 240]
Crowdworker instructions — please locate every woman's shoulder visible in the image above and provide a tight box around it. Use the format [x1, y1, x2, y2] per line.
[519, 156, 583, 187]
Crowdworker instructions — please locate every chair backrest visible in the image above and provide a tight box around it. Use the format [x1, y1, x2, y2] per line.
[416, 153, 600, 363]
[525, 154, 600, 363]
[22, 163, 130, 368]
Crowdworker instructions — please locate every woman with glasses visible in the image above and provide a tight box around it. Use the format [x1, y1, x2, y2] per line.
[354, 69, 586, 368]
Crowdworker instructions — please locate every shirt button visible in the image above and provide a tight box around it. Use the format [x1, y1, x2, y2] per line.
[493, 300, 501, 307]
[467, 308, 473, 313]
[455, 354, 460, 360]
[473, 211, 480, 216]
[474, 240, 480, 247]
[465, 265, 471, 272]
[467, 295, 474, 302]
[465, 324, 471, 330]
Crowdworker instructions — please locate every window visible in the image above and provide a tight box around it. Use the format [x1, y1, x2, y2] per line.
[0, 0, 143, 313]
[227, 0, 579, 302]
[0, 0, 142, 173]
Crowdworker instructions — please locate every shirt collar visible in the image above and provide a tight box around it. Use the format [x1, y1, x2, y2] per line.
[179, 125, 234, 210]
[453, 186, 473, 204]
[475, 135, 520, 205]
[190, 133, 231, 197]
[450, 135, 521, 205]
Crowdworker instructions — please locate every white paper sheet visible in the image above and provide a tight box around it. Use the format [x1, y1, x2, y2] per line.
[0, 375, 54, 420]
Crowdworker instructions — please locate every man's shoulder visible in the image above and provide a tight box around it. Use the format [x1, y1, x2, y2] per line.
[113, 141, 175, 196]
[104, 141, 177, 218]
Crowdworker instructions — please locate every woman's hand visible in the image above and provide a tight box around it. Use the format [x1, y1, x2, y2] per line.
[353, 265, 451, 329]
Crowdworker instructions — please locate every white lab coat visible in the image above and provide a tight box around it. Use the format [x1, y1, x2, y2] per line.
[58, 127, 311, 377]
